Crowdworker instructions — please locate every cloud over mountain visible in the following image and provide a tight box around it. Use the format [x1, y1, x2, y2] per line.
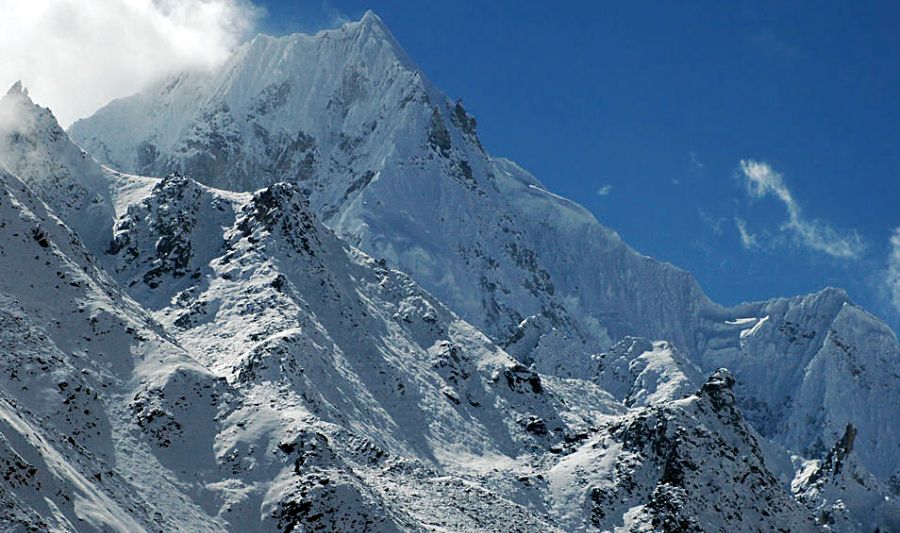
[0, 0, 262, 126]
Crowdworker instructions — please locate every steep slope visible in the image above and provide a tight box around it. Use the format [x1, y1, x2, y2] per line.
[792, 424, 900, 531]
[104, 172, 618, 472]
[0, 166, 231, 530]
[0, 160, 589, 531]
[68, 11, 709, 372]
[703, 289, 900, 483]
[548, 370, 818, 532]
[0, 82, 876, 528]
[591, 337, 704, 408]
[69, 12, 900, 488]
[0, 83, 116, 252]
[96, 171, 824, 531]
[0, 85, 824, 529]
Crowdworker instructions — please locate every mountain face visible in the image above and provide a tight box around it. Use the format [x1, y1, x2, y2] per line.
[99, 171, 628, 530]
[69, 11, 900, 491]
[68, 11, 709, 368]
[0, 83, 116, 252]
[793, 424, 900, 532]
[0, 8, 896, 533]
[0, 166, 229, 531]
[551, 370, 820, 532]
[0, 160, 831, 531]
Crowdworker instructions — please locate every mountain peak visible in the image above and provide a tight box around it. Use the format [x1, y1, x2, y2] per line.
[6, 80, 27, 98]
[2, 81, 36, 110]
[0, 87, 115, 253]
[340, 10, 412, 66]
[699, 368, 737, 412]
[704, 368, 736, 390]
[350, 9, 390, 36]
[1, 81, 45, 121]
[359, 9, 383, 27]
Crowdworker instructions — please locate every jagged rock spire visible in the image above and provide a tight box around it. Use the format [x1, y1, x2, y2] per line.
[824, 423, 857, 475]
[699, 368, 737, 412]
[6, 80, 27, 97]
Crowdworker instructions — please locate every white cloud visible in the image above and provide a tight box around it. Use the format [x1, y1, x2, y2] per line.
[596, 184, 612, 197]
[734, 217, 759, 250]
[886, 228, 900, 313]
[0, 0, 262, 127]
[738, 159, 865, 259]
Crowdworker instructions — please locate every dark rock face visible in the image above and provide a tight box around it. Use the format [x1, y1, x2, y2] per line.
[803, 423, 858, 489]
[502, 363, 544, 395]
[427, 106, 452, 158]
[585, 370, 817, 532]
[269, 430, 404, 533]
[237, 182, 322, 256]
[110, 175, 199, 288]
[699, 368, 737, 412]
[524, 417, 548, 435]
[792, 424, 900, 531]
[829, 423, 856, 475]
[105, 174, 236, 301]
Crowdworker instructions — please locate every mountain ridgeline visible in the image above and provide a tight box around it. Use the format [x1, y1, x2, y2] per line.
[0, 10, 895, 532]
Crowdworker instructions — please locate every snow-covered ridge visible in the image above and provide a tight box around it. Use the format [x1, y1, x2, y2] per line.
[68, 8, 713, 375]
[67, 11, 900, 490]
[793, 423, 900, 531]
[4, 111, 900, 530]
[1, 83, 116, 252]
[8, 155, 838, 530]
[549, 369, 820, 531]
[0, 8, 890, 531]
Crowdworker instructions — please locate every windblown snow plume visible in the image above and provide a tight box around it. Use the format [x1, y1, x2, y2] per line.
[0, 0, 262, 126]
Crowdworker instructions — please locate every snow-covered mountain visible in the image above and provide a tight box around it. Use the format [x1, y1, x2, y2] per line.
[551, 369, 820, 532]
[69, 11, 900, 493]
[793, 424, 900, 531]
[0, 83, 116, 252]
[0, 164, 231, 530]
[0, 6, 896, 532]
[0, 157, 837, 530]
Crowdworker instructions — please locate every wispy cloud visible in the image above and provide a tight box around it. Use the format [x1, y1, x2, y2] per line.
[886, 228, 900, 313]
[734, 217, 759, 250]
[596, 184, 613, 197]
[738, 159, 864, 259]
[0, 0, 263, 127]
[698, 209, 724, 236]
[689, 150, 704, 170]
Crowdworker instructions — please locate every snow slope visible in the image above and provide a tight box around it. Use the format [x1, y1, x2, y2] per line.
[69, 11, 900, 490]
[0, 166, 230, 530]
[2, 155, 835, 530]
[0, 159, 576, 530]
[0, 83, 116, 253]
[792, 424, 900, 531]
[548, 370, 819, 532]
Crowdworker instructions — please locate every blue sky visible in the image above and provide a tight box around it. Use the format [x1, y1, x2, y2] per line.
[256, 1, 900, 329]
